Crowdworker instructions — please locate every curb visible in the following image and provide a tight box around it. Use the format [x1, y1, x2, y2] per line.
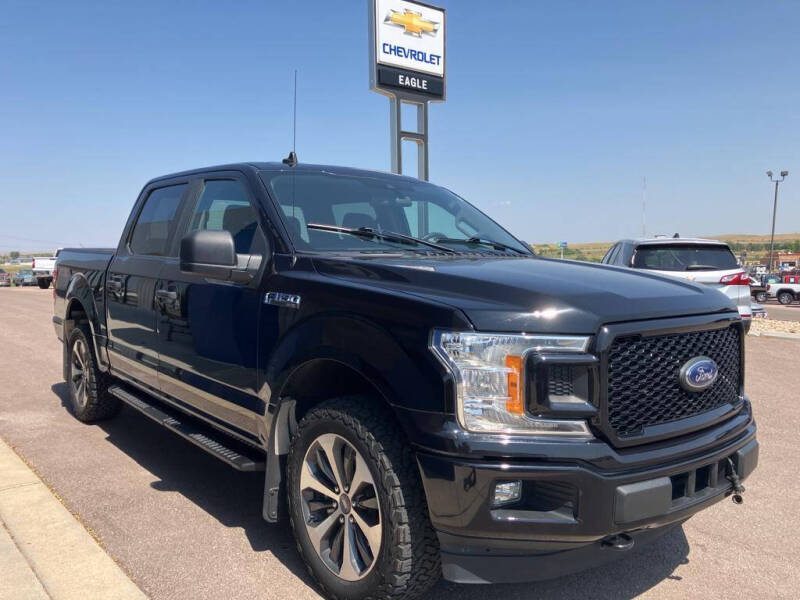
[0, 439, 147, 600]
[748, 330, 800, 340]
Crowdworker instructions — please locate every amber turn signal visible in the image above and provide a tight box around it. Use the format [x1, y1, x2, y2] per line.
[505, 355, 524, 415]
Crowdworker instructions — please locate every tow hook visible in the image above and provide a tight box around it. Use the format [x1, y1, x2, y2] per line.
[600, 533, 635, 551]
[726, 457, 745, 504]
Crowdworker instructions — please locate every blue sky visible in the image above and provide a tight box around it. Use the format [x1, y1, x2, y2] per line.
[1, 0, 798, 251]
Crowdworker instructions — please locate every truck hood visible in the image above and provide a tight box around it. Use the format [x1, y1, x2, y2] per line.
[312, 254, 736, 334]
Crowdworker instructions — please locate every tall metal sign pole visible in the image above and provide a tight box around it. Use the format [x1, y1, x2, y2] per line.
[369, 0, 446, 181]
[766, 170, 788, 272]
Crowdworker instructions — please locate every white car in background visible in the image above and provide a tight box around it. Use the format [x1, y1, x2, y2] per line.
[601, 237, 752, 331]
[32, 250, 60, 289]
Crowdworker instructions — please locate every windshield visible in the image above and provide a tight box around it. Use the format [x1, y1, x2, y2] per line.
[259, 170, 529, 255]
[632, 244, 738, 271]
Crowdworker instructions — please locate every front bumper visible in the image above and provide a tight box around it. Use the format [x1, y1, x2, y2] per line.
[416, 417, 757, 584]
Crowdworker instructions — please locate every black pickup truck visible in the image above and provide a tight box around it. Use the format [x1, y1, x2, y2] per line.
[54, 162, 757, 600]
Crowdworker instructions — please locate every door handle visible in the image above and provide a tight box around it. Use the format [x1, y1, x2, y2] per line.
[107, 280, 122, 292]
[156, 290, 178, 301]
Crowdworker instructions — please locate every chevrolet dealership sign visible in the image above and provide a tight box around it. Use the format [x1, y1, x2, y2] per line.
[369, 0, 446, 100]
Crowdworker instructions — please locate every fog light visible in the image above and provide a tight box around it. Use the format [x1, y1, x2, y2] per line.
[492, 480, 522, 507]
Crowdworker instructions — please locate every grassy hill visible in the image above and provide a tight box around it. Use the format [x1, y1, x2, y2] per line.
[533, 233, 800, 263]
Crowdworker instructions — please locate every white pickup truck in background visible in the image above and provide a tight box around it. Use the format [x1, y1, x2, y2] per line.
[767, 276, 800, 305]
[32, 251, 60, 289]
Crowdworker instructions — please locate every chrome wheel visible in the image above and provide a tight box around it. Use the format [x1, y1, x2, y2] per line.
[70, 338, 89, 409]
[300, 433, 382, 581]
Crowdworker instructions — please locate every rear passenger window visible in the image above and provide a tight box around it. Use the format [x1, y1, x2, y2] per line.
[186, 180, 265, 255]
[129, 184, 187, 256]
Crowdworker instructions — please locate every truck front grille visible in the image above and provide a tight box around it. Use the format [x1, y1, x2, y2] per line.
[606, 325, 741, 439]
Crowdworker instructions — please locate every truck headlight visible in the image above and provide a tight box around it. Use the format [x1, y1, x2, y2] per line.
[430, 330, 594, 437]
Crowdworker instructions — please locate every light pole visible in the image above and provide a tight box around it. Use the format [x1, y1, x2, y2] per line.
[766, 170, 789, 272]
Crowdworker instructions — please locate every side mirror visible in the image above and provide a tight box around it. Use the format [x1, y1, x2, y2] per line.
[180, 230, 250, 282]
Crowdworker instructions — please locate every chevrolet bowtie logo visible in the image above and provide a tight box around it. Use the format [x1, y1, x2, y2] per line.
[385, 9, 439, 37]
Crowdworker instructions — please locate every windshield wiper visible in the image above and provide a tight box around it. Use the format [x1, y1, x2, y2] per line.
[305, 223, 457, 253]
[432, 236, 528, 255]
[685, 264, 721, 271]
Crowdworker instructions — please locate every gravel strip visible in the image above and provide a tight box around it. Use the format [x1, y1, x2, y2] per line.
[749, 318, 800, 335]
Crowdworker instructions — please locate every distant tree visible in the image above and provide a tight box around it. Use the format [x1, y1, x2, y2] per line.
[10, 251, 19, 259]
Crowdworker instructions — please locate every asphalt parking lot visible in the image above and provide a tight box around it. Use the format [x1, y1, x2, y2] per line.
[1, 286, 797, 599]
[759, 301, 800, 322]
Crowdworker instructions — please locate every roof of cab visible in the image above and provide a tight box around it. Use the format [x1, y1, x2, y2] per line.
[148, 161, 423, 185]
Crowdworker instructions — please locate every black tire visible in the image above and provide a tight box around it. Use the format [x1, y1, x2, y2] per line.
[66, 325, 120, 422]
[37, 278, 50, 289]
[778, 292, 794, 305]
[286, 397, 440, 600]
[755, 292, 767, 303]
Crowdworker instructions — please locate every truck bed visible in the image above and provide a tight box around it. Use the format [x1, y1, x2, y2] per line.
[53, 248, 116, 341]
[56, 248, 116, 272]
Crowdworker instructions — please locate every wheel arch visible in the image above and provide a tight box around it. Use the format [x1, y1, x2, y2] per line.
[63, 273, 109, 374]
[260, 314, 446, 522]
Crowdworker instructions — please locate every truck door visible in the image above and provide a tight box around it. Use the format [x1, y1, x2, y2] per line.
[106, 182, 189, 391]
[155, 175, 268, 439]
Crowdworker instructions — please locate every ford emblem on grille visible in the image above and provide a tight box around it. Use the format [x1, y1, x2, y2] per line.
[679, 356, 719, 392]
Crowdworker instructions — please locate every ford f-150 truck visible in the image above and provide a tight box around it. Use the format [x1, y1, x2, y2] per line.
[54, 162, 757, 600]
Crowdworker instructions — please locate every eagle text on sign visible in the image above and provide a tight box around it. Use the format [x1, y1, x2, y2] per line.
[377, 66, 444, 97]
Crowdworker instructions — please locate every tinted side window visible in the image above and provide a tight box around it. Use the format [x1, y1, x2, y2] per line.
[129, 184, 187, 256]
[614, 244, 626, 264]
[606, 243, 621, 264]
[186, 180, 265, 255]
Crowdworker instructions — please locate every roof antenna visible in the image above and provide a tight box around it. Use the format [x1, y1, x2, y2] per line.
[673, 232, 680, 238]
[283, 69, 298, 167]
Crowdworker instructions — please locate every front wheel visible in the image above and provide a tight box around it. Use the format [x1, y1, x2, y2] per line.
[755, 291, 767, 303]
[286, 398, 440, 600]
[778, 292, 794, 305]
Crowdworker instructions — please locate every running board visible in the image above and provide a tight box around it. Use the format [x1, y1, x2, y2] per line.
[108, 385, 265, 472]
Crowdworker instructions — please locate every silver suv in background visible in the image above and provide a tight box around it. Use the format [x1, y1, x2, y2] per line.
[602, 237, 751, 331]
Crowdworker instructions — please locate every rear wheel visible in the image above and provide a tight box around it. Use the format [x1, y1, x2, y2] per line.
[286, 398, 440, 600]
[755, 291, 767, 303]
[778, 292, 794, 305]
[66, 325, 120, 422]
[37, 278, 50, 289]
